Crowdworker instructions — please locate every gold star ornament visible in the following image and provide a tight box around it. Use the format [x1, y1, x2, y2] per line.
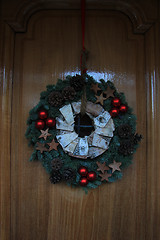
[91, 83, 101, 94]
[36, 142, 48, 153]
[96, 161, 109, 174]
[47, 139, 59, 151]
[103, 86, 115, 99]
[109, 160, 122, 173]
[99, 172, 112, 182]
[39, 128, 52, 140]
[95, 93, 107, 105]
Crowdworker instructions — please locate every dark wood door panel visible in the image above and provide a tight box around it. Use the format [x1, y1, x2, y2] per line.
[11, 10, 146, 240]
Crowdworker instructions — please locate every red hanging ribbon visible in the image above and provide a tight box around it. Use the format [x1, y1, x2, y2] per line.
[80, 0, 87, 74]
[80, 0, 87, 114]
[81, 0, 85, 51]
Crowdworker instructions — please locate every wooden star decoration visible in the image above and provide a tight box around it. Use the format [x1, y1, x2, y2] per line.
[47, 139, 59, 151]
[36, 142, 48, 153]
[95, 93, 107, 105]
[96, 161, 109, 174]
[99, 172, 112, 182]
[39, 128, 52, 140]
[109, 160, 122, 173]
[91, 83, 101, 94]
[103, 86, 115, 99]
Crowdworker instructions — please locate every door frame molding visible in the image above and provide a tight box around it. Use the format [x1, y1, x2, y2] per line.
[6, 0, 153, 33]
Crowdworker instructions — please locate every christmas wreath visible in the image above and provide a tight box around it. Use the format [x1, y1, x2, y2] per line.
[25, 74, 142, 191]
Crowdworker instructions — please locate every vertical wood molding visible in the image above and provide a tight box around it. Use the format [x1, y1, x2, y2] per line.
[0, 22, 14, 240]
[145, 22, 160, 239]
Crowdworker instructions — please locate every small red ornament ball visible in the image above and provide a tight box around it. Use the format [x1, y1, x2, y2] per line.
[35, 119, 45, 130]
[79, 177, 88, 186]
[46, 118, 56, 128]
[87, 171, 96, 181]
[119, 104, 128, 113]
[112, 97, 121, 107]
[38, 109, 48, 119]
[110, 108, 119, 117]
[78, 166, 88, 176]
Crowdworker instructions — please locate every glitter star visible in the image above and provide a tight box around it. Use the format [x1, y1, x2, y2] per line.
[47, 139, 59, 151]
[95, 93, 107, 105]
[96, 161, 109, 174]
[36, 142, 48, 153]
[99, 172, 112, 182]
[109, 160, 122, 173]
[91, 83, 101, 94]
[39, 128, 52, 140]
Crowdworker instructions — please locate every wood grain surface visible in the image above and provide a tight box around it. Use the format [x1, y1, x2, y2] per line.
[11, 10, 146, 240]
[0, 1, 160, 240]
[0, 22, 14, 240]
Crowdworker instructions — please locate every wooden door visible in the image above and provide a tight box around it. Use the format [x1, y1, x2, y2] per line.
[1, 1, 160, 240]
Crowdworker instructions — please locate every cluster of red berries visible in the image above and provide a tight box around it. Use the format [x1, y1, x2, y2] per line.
[110, 97, 128, 117]
[35, 109, 56, 130]
[78, 166, 96, 186]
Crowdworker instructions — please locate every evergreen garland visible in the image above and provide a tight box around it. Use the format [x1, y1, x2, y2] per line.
[25, 74, 142, 192]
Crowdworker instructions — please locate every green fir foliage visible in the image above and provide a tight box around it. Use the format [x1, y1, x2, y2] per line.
[25, 74, 141, 191]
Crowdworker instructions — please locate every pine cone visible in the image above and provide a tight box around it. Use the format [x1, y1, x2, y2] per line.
[62, 86, 76, 101]
[119, 140, 134, 156]
[63, 168, 76, 181]
[70, 75, 85, 91]
[49, 170, 62, 184]
[48, 91, 63, 107]
[117, 124, 132, 139]
[133, 133, 142, 144]
[51, 158, 63, 171]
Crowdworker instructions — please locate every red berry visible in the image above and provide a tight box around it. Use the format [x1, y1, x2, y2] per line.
[78, 166, 88, 176]
[110, 108, 119, 117]
[112, 97, 121, 107]
[87, 171, 96, 181]
[46, 118, 56, 128]
[38, 109, 48, 119]
[119, 104, 128, 113]
[79, 177, 88, 186]
[35, 119, 45, 130]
